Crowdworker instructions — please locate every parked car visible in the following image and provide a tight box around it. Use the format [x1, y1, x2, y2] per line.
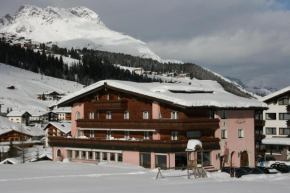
[240, 167, 264, 174]
[270, 163, 290, 173]
[256, 166, 280, 174]
[221, 167, 248, 178]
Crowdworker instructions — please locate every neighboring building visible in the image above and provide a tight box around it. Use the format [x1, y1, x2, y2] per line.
[43, 122, 71, 147]
[49, 80, 267, 169]
[53, 107, 72, 121]
[29, 111, 58, 124]
[42, 112, 58, 123]
[37, 91, 64, 101]
[260, 86, 290, 161]
[7, 111, 31, 125]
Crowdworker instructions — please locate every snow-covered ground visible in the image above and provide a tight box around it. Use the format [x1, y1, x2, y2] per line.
[0, 161, 289, 193]
[0, 63, 83, 111]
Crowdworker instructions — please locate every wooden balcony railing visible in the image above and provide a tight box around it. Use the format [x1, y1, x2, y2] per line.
[76, 118, 219, 130]
[255, 120, 265, 127]
[48, 137, 220, 153]
[93, 100, 128, 110]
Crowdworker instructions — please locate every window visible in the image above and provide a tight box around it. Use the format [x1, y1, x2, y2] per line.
[81, 151, 86, 159]
[88, 151, 93, 160]
[143, 111, 149, 119]
[266, 113, 276, 120]
[90, 130, 94, 138]
[255, 127, 263, 135]
[57, 149, 61, 157]
[255, 113, 263, 120]
[107, 94, 110, 100]
[278, 98, 289, 105]
[155, 155, 167, 169]
[118, 94, 122, 100]
[266, 127, 276, 135]
[187, 131, 201, 139]
[279, 128, 290, 135]
[144, 131, 150, 140]
[140, 153, 151, 168]
[172, 132, 178, 140]
[110, 153, 115, 161]
[279, 113, 290, 120]
[77, 130, 81, 137]
[67, 150, 72, 158]
[95, 152, 100, 161]
[107, 130, 112, 139]
[125, 131, 130, 139]
[106, 111, 112, 119]
[238, 129, 244, 138]
[94, 95, 98, 101]
[117, 153, 123, 162]
[210, 111, 215, 119]
[75, 151, 79, 159]
[76, 111, 81, 120]
[221, 110, 227, 119]
[124, 111, 130, 119]
[221, 130, 227, 139]
[89, 111, 94, 119]
[102, 152, 107, 161]
[171, 111, 178, 119]
[132, 96, 137, 101]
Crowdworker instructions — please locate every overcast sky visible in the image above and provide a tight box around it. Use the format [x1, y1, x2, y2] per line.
[1, 0, 290, 89]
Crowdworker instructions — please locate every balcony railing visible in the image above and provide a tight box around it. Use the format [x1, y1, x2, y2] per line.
[255, 120, 265, 127]
[76, 118, 220, 130]
[49, 137, 220, 153]
[93, 100, 128, 110]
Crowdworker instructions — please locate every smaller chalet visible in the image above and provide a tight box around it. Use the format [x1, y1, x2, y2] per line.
[37, 91, 64, 101]
[43, 122, 71, 147]
[30, 111, 58, 124]
[53, 107, 72, 121]
[7, 110, 31, 125]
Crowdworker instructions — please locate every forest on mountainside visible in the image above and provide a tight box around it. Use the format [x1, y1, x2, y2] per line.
[0, 40, 252, 98]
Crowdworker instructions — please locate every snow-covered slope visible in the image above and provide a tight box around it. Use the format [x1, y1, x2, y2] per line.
[0, 5, 163, 62]
[0, 63, 83, 112]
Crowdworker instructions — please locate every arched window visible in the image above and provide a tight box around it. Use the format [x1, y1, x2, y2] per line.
[57, 149, 61, 157]
[76, 111, 81, 120]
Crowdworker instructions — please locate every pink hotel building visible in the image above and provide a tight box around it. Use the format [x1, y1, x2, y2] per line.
[49, 80, 267, 170]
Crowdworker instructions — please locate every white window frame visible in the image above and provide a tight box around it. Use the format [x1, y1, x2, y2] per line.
[238, 128, 244, 138]
[171, 111, 178, 119]
[107, 130, 112, 139]
[221, 130, 227, 139]
[143, 111, 149, 119]
[76, 111, 81, 120]
[144, 131, 150, 140]
[124, 111, 130, 119]
[107, 93, 110, 100]
[106, 111, 112, 119]
[89, 111, 94, 119]
[171, 131, 178, 140]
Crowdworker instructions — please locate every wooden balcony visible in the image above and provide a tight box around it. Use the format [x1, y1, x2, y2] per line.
[93, 100, 128, 110]
[48, 137, 220, 153]
[77, 118, 220, 130]
[255, 120, 265, 127]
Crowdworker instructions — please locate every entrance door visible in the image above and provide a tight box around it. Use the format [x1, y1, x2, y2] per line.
[240, 151, 249, 166]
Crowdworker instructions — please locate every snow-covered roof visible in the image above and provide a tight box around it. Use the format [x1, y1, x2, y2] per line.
[30, 153, 52, 162]
[7, 110, 31, 117]
[260, 86, 290, 102]
[0, 116, 44, 136]
[29, 110, 47, 117]
[186, 139, 202, 151]
[262, 137, 290, 145]
[43, 122, 71, 134]
[0, 146, 10, 153]
[52, 107, 72, 113]
[0, 158, 23, 164]
[58, 80, 267, 109]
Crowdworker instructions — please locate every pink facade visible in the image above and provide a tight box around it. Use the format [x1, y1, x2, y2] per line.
[52, 147, 67, 162]
[71, 103, 84, 137]
[216, 110, 255, 167]
[123, 151, 140, 165]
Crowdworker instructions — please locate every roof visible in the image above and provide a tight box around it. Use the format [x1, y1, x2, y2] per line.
[0, 158, 22, 164]
[43, 122, 71, 134]
[58, 80, 267, 109]
[262, 137, 290, 145]
[52, 107, 72, 113]
[260, 86, 290, 102]
[7, 110, 31, 117]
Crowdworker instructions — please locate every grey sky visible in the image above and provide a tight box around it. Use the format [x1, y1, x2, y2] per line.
[0, 0, 289, 89]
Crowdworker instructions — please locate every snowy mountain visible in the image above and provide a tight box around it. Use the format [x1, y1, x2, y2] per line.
[226, 76, 277, 97]
[0, 63, 83, 112]
[0, 5, 164, 62]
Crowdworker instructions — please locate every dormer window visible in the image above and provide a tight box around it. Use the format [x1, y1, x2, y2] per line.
[278, 98, 289, 105]
[171, 111, 178, 119]
[107, 94, 110, 100]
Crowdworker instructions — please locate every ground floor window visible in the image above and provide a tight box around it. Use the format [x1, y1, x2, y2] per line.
[155, 155, 167, 169]
[110, 153, 115, 161]
[266, 145, 283, 154]
[95, 152, 100, 161]
[67, 150, 72, 158]
[81, 151, 86, 159]
[140, 153, 151, 168]
[175, 153, 187, 168]
[88, 151, 93, 160]
[102, 152, 107, 161]
[75, 151, 79, 159]
[118, 153, 123, 162]
[197, 152, 211, 166]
